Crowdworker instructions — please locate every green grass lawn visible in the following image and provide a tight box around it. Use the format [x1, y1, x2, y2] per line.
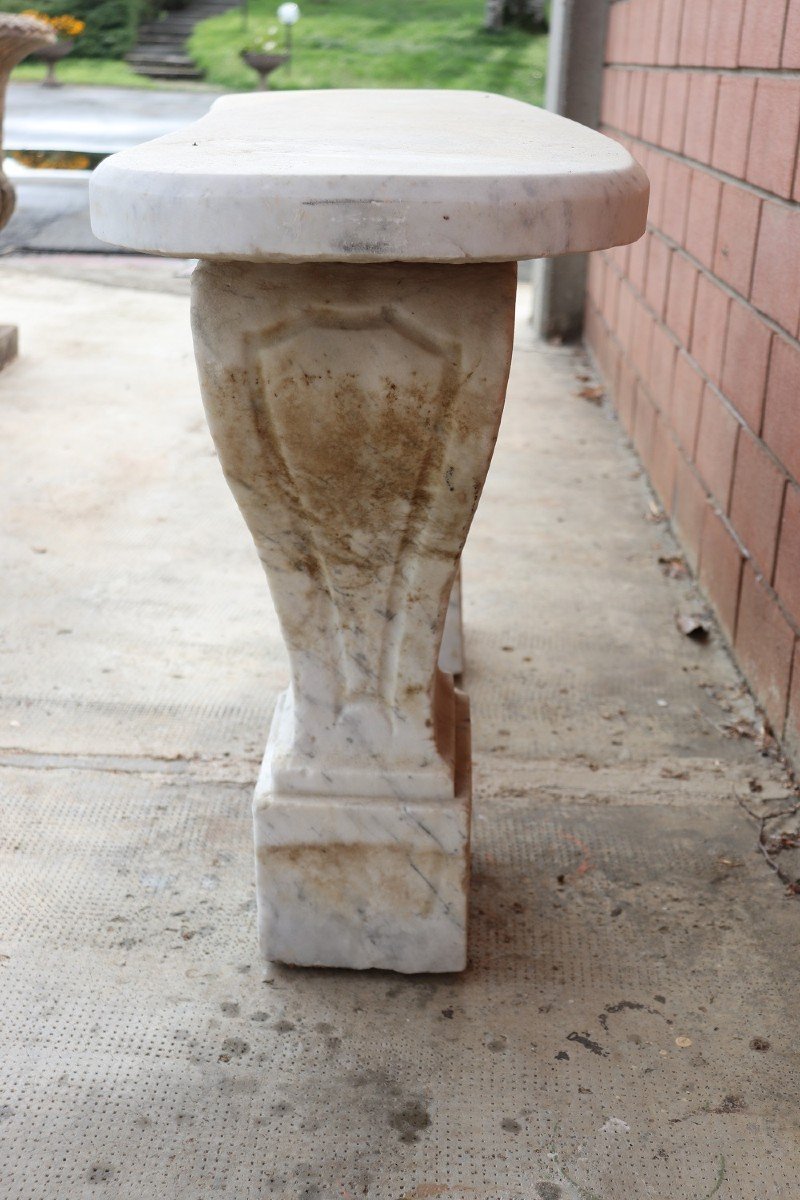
[190, 0, 547, 102]
[9, 3, 546, 100]
[12, 58, 163, 89]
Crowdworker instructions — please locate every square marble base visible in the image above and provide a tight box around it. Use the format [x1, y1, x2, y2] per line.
[254, 692, 471, 973]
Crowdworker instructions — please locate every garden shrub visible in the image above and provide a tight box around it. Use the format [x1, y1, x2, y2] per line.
[13, 0, 187, 58]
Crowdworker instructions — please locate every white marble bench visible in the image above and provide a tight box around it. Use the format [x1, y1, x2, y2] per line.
[90, 90, 647, 973]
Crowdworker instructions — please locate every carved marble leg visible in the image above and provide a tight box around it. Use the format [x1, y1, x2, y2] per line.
[191, 259, 516, 972]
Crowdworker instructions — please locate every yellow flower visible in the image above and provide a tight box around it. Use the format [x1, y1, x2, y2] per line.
[20, 10, 85, 37]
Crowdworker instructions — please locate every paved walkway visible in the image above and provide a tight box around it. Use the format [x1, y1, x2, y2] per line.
[2, 83, 223, 252]
[1, 258, 798, 1199]
[5, 83, 224, 152]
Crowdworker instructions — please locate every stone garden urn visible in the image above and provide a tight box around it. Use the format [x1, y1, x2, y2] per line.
[240, 49, 289, 90]
[0, 12, 56, 229]
[36, 35, 75, 88]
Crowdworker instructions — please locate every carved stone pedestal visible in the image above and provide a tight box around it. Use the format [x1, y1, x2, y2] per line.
[90, 89, 648, 971]
[191, 259, 516, 969]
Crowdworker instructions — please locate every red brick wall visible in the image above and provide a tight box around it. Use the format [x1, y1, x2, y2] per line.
[585, 0, 800, 757]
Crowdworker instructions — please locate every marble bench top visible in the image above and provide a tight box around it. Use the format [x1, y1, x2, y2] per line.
[90, 89, 648, 263]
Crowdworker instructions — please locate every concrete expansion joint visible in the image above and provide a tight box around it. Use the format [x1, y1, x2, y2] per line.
[0, 749, 261, 780]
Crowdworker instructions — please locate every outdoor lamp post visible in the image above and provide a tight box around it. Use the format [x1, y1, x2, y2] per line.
[277, 2, 300, 59]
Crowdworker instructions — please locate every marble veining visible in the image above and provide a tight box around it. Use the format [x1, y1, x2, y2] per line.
[254, 691, 472, 972]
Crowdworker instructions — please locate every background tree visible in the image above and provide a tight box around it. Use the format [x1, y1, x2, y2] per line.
[8, 0, 185, 57]
[484, 0, 548, 33]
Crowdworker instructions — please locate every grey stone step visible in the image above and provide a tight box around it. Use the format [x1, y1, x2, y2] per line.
[129, 39, 193, 51]
[137, 26, 195, 38]
[136, 27, 193, 37]
[132, 65, 205, 79]
[139, 10, 234, 29]
[128, 0, 239, 79]
[126, 52, 197, 66]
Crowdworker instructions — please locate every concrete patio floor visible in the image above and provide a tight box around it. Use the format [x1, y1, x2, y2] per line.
[1, 257, 799, 1199]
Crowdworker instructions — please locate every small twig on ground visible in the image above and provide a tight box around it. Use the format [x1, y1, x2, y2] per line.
[703, 1154, 727, 1200]
[736, 794, 800, 895]
[695, 707, 731, 738]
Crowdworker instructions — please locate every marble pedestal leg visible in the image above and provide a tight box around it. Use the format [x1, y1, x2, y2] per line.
[191, 259, 516, 972]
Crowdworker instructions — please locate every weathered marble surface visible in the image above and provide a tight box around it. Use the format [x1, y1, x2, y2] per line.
[191, 259, 515, 970]
[90, 90, 649, 263]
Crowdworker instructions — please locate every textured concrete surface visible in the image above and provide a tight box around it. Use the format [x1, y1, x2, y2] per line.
[1, 258, 799, 1199]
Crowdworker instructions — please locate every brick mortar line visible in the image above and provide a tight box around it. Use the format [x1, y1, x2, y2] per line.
[603, 63, 800, 78]
[588, 280, 773, 579]
[589, 297, 750, 568]
[641, 223, 800, 362]
[604, 2, 800, 143]
[587, 293, 742, 543]
[601, 120, 800, 212]
[586, 294, 800, 666]
[600, 217, 800, 463]
[773, 472, 791, 593]
[587, 297, 800, 734]
[584, 309, 755, 675]
[786, 639, 798, 740]
[726, 407, 745, 587]
[601, 267, 795, 592]
[640, 225, 800, 477]
[600, 239, 798, 498]
[748, 187, 765, 299]
[781, 0, 794, 71]
[588, 293, 741, 544]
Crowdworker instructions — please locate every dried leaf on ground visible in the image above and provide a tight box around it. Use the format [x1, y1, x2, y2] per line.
[658, 554, 688, 579]
[722, 718, 757, 740]
[577, 385, 604, 404]
[755, 723, 777, 752]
